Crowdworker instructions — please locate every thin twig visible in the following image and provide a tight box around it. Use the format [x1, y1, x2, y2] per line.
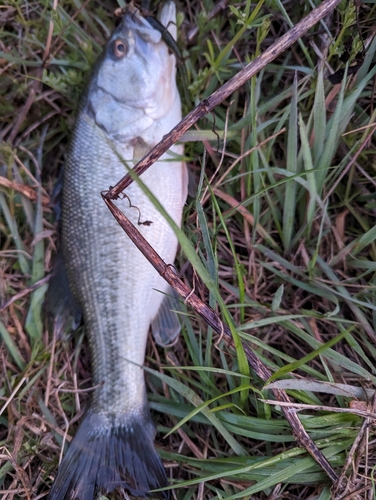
[0, 275, 50, 313]
[260, 399, 376, 420]
[0, 377, 27, 416]
[56, 381, 105, 394]
[0, 177, 50, 205]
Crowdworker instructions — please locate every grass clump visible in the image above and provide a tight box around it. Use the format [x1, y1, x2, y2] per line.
[1, 0, 376, 499]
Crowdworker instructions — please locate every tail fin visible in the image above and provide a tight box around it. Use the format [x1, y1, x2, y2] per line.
[48, 411, 169, 500]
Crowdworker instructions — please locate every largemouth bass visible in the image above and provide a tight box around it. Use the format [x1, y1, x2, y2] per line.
[49, 3, 187, 499]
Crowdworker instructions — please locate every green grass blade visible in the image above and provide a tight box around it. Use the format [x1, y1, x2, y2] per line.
[282, 75, 298, 251]
[0, 192, 30, 275]
[143, 365, 247, 456]
[298, 113, 317, 236]
[0, 320, 26, 370]
[312, 67, 326, 163]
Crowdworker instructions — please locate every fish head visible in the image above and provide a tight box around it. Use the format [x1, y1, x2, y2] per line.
[88, 4, 178, 130]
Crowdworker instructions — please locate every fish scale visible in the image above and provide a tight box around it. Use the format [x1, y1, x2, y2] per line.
[48, 3, 187, 499]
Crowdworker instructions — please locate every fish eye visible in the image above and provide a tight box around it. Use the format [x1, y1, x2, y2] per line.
[113, 39, 127, 58]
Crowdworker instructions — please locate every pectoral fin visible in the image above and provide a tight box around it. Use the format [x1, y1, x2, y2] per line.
[133, 138, 150, 161]
[151, 287, 181, 346]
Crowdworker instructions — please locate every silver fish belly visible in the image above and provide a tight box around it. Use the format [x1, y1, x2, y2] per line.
[49, 3, 187, 499]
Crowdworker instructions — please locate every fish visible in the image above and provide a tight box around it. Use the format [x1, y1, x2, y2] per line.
[48, 2, 188, 499]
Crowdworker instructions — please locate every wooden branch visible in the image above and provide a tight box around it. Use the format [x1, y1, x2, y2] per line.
[102, 196, 339, 484]
[104, 0, 342, 201]
[102, 0, 344, 484]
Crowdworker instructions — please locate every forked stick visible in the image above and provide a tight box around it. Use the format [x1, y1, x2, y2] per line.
[103, 0, 343, 485]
